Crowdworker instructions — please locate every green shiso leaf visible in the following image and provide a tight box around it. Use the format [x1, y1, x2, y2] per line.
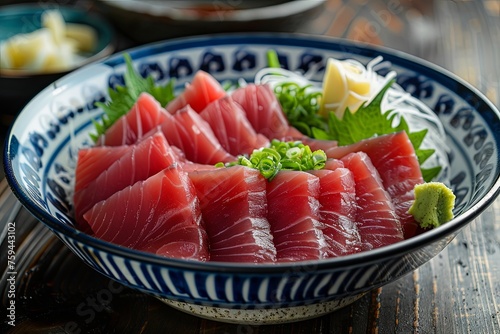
[416, 148, 435, 165]
[91, 53, 175, 141]
[310, 79, 441, 181]
[319, 80, 400, 144]
[421, 167, 442, 183]
[408, 129, 427, 152]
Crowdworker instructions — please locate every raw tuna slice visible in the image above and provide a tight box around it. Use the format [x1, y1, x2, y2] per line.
[166, 70, 226, 114]
[266, 170, 328, 262]
[160, 105, 235, 164]
[75, 145, 129, 193]
[277, 135, 337, 153]
[179, 162, 218, 173]
[144, 126, 190, 164]
[341, 152, 404, 251]
[97, 92, 169, 146]
[83, 166, 209, 261]
[189, 165, 276, 263]
[200, 96, 269, 156]
[326, 131, 423, 238]
[231, 84, 291, 140]
[300, 137, 338, 153]
[309, 168, 362, 257]
[74, 133, 177, 228]
[285, 127, 305, 138]
[325, 158, 345, 171]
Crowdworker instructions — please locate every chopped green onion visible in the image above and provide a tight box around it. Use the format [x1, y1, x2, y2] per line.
[274, 82, 324, 137]
[219, 140, 327, 180]
[266, 49, 281, 68]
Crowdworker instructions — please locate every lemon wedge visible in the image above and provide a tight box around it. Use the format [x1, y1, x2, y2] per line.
[320, 58, 372, 119]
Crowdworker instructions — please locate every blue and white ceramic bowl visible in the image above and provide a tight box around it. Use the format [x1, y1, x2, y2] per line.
[4, 34, 500, 324]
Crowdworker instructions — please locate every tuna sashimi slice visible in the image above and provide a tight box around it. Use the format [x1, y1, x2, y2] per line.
[325, 158, 345, 171]
[278, 133, 338, 156]
[326, 131, 424, 238]
[74, 133, 177, 229]
[179, 162, 218, 173]
[300, 137, 338, 153]
[200, 96, 269, 156]
[97, 92, 170, 146]
[309, 167, 362, 257]
[75, 145, 129, 193]
[84, 166, 209, 261]
[143, 126, 190, 164]
[160, 105, 235, 165]
[166, 70, 226, 114]
[266, 170, 328, 262]
[341, 152, 404, 251]
[189, 165, 276, 263]
[231, 84, 291, 140]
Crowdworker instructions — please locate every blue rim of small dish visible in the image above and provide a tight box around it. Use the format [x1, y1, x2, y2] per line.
[4, 33, 500, 273]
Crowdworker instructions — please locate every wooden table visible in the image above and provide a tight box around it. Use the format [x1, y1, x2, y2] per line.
[1, 0, 499, 332]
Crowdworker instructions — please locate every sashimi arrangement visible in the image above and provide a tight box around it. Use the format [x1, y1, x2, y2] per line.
[73, 53, 455, 263]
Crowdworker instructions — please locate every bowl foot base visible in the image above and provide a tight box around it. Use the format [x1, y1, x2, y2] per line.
[158, 294, 365, 325]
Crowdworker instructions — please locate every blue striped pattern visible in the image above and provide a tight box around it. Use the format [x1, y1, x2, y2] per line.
[55, 229, 456, 308]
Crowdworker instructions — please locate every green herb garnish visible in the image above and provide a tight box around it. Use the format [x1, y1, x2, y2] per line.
[91, 53, 176, 141]
[217, 140, 327, 180]
[266, 49, 281, 68]
[274, 83, 324, 137]
[266, 50, 324, 137]
[311, 80, 395, 144]
[265, 50, 441, 182]
[310, 80, 441, 182]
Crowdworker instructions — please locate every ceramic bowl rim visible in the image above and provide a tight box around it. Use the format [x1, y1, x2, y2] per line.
[4, 32, 500, 274]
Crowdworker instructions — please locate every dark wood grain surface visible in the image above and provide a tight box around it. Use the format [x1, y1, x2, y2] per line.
[1, 0, 499, 333]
